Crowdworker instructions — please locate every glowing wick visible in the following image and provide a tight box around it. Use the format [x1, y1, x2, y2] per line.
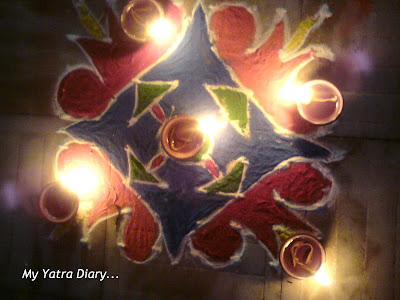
[278, 81, 311, 105]
[313, 265, 332, 286]
[148, 18, 174, 42]
[58, 164, 100, 198]
[278, 79, 343, 124]
[121, 0, 163, 42]
[198, 116, 227, 139]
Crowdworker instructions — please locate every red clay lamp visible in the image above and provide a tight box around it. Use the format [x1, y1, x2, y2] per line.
[39, 181, 79, 223]
[297, 80, 343, 125]
[161, 115, 205, 160]
[279, 234, 326, 280]
[121, 0, 172, 42]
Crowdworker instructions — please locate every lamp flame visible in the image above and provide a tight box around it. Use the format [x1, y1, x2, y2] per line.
[278, 80, 312, 105]
[58, 164, 100, 198]
[149, 18, 174, 42]
[198, 116, 227, 139]
[313, 264, 332, 286]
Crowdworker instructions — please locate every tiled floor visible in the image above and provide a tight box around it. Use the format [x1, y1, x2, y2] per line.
[0, 115, 399, 300]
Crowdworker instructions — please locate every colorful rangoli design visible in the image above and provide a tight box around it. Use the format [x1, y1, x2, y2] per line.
[55, 1, 340, 268]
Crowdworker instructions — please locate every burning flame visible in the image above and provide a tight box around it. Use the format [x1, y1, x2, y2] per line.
[58, 164, 100, 198]
[149, 18, 174, 42]
[278, 80, 312, 105]
[198, 115, 227, 139]
[313, 264, 332, 286]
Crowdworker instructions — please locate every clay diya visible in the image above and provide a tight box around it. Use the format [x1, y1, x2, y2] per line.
[121, 0, 163, 42]
[39, 182, 79, 223]
[297, 80, 343, 125]
[161, 115, 205, 160]
[279, 234, 326, 279]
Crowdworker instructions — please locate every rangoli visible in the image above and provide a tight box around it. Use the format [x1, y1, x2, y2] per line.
[54, 0, 341, 268]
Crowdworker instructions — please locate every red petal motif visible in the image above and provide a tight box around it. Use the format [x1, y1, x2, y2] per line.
[150, 154, 165, 170]
[57, 1, 182, 119]
[204, 159, 219, 178]
[151, 104, 166, 123]
[57, 69, 111, 118]
[192, 163, 332, 262]
[211, 6, 317, 133]
[124, 200, 160, 262]
[56, 143, 159, 262]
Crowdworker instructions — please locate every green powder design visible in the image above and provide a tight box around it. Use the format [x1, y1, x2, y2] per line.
[134, 83, 171, 117]
[130, 154, 159, 183]
[284, 17, 318, 52]
[211, 88, 248, 132]
[205, 161, 244, 194]
[74, 0, 105, 39]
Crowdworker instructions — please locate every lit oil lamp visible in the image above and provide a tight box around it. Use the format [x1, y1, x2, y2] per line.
[121, 0, 173, 42]
[161, 115, 205, 160]
[279, 234, 326, 280]
[39, 182, 79, 223]
[296, 80, 343, 125]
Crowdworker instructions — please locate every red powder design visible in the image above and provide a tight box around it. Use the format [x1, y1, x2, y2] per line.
[151, 104, 166, 122]
[150, 154, 165, 170]
[211, 7, 317, 133]
[57, 1, 182, 118]
[246, 163, 332, 205]
[204, 159, 219, 178]
[57, 143, 159, 261]
[57, 69, 112, 118]
[192, 163, 331, 262]
[124, 199, 160, 262]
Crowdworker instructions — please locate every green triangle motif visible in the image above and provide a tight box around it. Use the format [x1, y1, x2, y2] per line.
[134, 83, 171, 117]
[129, 154, 159, 184]
[211, 87, 248, 133]
[74, 0, 105, 39]
[205, 161, 244, 194]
